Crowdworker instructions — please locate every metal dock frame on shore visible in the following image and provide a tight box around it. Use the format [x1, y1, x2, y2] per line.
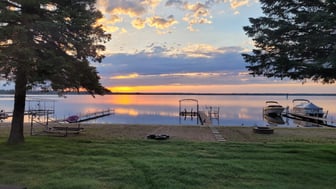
[29, 107, 115, 136]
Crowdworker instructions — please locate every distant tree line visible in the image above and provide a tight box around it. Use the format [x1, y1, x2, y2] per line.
[0, 89, 111, 95]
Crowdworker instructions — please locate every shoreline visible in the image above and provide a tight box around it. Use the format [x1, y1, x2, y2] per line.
[2, 91, 336, 96]
[1, 123, 336, 143]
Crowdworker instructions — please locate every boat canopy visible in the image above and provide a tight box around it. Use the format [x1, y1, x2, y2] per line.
[296, 102, 322, 110]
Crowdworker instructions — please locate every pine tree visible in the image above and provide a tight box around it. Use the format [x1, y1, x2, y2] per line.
[0, 0, 111, 144]
[242, 0, 336, 83]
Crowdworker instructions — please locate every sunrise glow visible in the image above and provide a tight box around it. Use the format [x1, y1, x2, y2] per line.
[108, 82, 336, 94]
[2, 1, 335, 94]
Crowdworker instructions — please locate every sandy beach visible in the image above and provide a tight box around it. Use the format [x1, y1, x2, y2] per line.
[1, 123, 336, 143]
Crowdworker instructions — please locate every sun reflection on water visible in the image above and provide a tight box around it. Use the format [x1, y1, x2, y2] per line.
[115, 108, 139, 116]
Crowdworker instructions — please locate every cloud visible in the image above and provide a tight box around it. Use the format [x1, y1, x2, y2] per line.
[104, 0, 148, 17]
[145, 43, 170, 55]
[164, 0, 252, 31]
[94, 43, 251, 87]
[147, 15, 178, 30]
[166, 0, 212, 31]
[165, 0, 183, 6]
[96, 0, 255, 33]
[132, 17, 146, 29]
[97, 0, 179, 32]
[108, 72, 235, 86]
[112, 73, 140, 79]
[132, 15, 178, 31]
[228, 0, 250, 9]
[96, 16, 124, 33]
[179, 44, 226, 58]
[97, 0, 160, 17]
[207, 0, 251, 9]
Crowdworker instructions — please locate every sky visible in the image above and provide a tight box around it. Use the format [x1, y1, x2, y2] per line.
[92, 0, 336, 93]
[1, 0, 336, 93]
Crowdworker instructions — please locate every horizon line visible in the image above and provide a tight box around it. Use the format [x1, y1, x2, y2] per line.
[109, 92, 336, 96]
[1, 90, 336, 96]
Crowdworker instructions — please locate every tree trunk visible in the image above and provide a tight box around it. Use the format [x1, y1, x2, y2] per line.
[7, 71, 27, 145]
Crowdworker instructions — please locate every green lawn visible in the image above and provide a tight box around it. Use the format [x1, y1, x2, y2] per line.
[0, 136, 335, 189]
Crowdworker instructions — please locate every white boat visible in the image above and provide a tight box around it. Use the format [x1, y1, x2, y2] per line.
[292, 99, 325, 118]
[263, 101, 285, 116]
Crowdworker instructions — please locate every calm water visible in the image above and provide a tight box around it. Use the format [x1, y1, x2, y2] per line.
[1, 94, 336, 127]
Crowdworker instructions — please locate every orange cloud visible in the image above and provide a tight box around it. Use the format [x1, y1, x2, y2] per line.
[132, 18, 146, 29]
[183, 2, 212, 31]
[111, 73, 140, 79]
[97, 0, 179, 32]
[229, 0, 249, 9]
[96, 16, 123, 33]
[147, 16, 178, 29]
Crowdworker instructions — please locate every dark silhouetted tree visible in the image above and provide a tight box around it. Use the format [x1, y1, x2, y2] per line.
[0, 0, 111, 144]
[242, 0, 336, 83]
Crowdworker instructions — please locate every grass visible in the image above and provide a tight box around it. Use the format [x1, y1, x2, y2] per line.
[0, 135, 335, 189]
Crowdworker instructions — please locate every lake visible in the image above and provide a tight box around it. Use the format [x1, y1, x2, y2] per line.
[1, 94, 336, 127]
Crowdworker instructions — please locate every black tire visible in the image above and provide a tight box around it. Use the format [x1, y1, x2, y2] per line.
[147, 134, 156, 139]
[147, 134, 170, 140]
[253, 127, 274, 134]
[155, 134, 169, 140]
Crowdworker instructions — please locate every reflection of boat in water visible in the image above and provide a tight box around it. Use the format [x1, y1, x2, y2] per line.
[263, 101, 285, 116]
[264, 114, 285, 125]
[293, 119, 324, 127]
[292, 99, 325, 118]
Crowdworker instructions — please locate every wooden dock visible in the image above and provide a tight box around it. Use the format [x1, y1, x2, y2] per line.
[178, 99, 225, 142]
[178, 99, 220, 126]
[76, 109, 114, 123]
[179, 110, 219, 126]
[197, 111, 226, 142]
[198, 111, 212, 126]
[51, 109, 115, 123]
[179, 111, 198, 117]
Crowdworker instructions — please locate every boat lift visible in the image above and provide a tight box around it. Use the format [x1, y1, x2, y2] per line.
[178, 99, 219, 126]
[26, 98, 56, 126]
[179, 99, 199, 125]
